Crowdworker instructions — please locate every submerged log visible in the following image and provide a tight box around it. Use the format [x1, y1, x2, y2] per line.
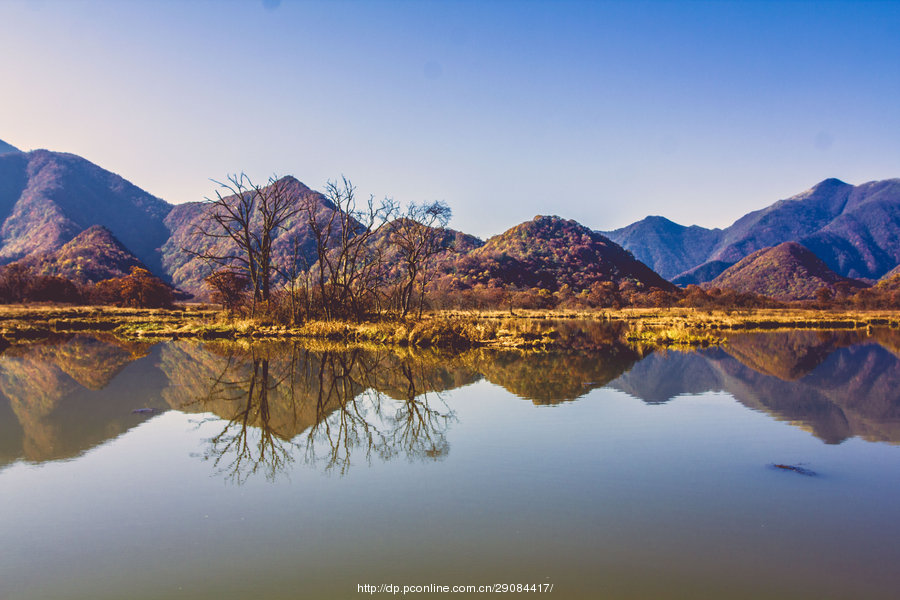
[772, 463, 817, 476]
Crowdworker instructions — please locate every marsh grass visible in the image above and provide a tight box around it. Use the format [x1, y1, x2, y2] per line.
[625, 321, 726, 347]
[1, 304, 897, 349]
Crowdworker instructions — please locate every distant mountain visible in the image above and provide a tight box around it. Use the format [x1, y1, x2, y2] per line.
[708, 241, 868, 301]
[0, 149, 172, 274]
[0, 139, 20, 155]
[605, 178, 900, 283]
[600, 216, 723, 280]
[445, 215, 675, 292]
[17, 225, 148, 284]
[671, 260, 736, 287]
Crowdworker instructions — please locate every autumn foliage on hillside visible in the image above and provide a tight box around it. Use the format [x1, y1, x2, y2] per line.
[21, 225, 148, 284]
[423, 216, 682, 310]
[436, 216, 673, 292]
[709, 242, 868, 301]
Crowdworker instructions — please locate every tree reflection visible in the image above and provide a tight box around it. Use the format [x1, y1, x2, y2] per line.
[184, 344, 456, 481]
[388, 362, 453, 461]
[301, 349, 455, 475]
[301, 350, 388, 474]
[198, 354, 297, 483]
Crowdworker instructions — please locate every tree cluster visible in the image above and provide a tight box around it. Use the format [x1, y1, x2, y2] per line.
[810, 284, 900, 310]
[199, 174, 452, 323]
[91, 267, 175, 308]
[0, 264, 174, 308]
[0, 263, 81, 304]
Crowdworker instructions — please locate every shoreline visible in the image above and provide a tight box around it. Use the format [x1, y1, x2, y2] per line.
[1, 305, 899, 349]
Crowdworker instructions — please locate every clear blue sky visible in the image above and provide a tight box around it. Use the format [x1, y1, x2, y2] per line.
[1, 0, 898, 238]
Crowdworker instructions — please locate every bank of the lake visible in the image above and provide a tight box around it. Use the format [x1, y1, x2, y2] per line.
[1, 305, 899, 350]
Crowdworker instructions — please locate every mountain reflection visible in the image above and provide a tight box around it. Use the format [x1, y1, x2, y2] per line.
[1, 326, 900, 475]
[0, 335, 164, 464]
[610, 330, 900, 444]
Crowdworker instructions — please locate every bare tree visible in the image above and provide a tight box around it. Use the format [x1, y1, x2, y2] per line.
[388, 201, 452, 318]
[301, 176, 396, 321]
[189, 174, 299, 314]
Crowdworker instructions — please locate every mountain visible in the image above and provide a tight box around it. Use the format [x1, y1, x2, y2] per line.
[599, 216, 724, 280]
[0, 139, 20, 155]
[161, 176, 355, 294]
[0, 149, 172, 274]
[707, 242, 868, 300]
[16, 225, 148, 284]
[444, 215, 675, 292]
[877, 265, 900, 291]
[605, 178, 900, 283]
[4, 141, 898, 299]
[671, 260, 736, 286]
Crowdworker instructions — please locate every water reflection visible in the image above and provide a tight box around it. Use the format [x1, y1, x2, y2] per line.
[0, 335, 165, 463]
[189, 351, 299, 482]
[299, 351, 456, 474]
[163, 344, 457, 479]
[1, 326, 900, 477]
[611, 330, 900, 444]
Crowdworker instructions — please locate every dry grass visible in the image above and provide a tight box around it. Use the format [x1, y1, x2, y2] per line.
[1, 304, 898, 349]
[435, 306, 900, 328]
[625, 321, 726, 347]
[0, 304, 218, 339]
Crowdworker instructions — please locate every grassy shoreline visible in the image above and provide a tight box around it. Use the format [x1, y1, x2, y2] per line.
[0, 304, 898, 349]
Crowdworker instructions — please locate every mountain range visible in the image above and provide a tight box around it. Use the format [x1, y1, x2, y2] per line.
[0, 145, 171, 275]
[0, 141, 675, 295]
[1, 138, 898, 299]
[604, 178, 900, 283]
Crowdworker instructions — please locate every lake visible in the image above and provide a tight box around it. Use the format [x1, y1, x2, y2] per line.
[2, 326, 900, 599]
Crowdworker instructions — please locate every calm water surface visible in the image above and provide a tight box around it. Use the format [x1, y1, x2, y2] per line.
[1, 327, 900, 599]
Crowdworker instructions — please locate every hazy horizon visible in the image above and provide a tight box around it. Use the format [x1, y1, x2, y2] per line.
[1, 0, 898, 238]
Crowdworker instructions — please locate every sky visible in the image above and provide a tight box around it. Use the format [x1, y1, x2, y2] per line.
[1, 0, 899, 238]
